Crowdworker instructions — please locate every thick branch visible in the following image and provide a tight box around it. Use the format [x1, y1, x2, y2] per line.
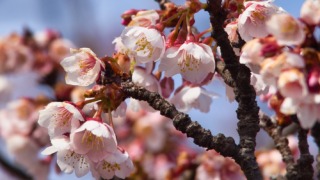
[206, 0, 261, 179]
[296, 128, 314, 179]
[0, 152, 32, 180]
[259, 112, 296, 178]
[121, 80, 239, 158]
[311, 123, 320, 179]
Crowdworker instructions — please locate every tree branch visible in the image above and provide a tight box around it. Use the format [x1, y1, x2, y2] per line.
[121, 79, 239, 158]
[296, 128, 314, 179]
[0, 152, 32, 180]
[206, 0, 261, 179]
[311, 123, 320, 179]
[259, 112, 296, 179]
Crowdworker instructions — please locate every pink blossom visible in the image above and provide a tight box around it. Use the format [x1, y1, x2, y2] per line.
[300, 0, 320, 25]
[280, 97, 320, 129]
[60, 48, 104, 86]
[128, 10, 159, 27]
[42, 136, 91, 177]
[239, 38, 264, 67]
[120, 26, 165, 63]
[93, 149, 134, 179]
[237, 0, 283, 41]
[278, 69, 308, 99]
[171, 86, 218, 113]
[129, 67, 160, 112]
[38, 101, 84, 138]
[159, 42, 215, 84]
[70, 120, 118, 162]
[266, 13, 305, 46]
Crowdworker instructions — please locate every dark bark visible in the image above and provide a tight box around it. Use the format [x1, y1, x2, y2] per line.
[206, 0, 261, 179]
[296, 129, 314, 180]
[312, 123, 320, 179]
[121, 80, 239, 158]
[259, 112, 296, 179]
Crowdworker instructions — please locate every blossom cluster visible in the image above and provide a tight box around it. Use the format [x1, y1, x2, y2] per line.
[235, 0, 320, 129]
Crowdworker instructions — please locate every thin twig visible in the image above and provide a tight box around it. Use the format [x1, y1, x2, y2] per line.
[121, 80, 239, 158]
[259, 112, 296, 178]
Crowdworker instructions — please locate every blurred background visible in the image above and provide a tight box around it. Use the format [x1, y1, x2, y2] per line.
[0, 0, 311, 179]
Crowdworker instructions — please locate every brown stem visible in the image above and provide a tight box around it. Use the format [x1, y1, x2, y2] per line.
[206, 0, 261, 179]
[0, 152, 32, 180]
[121, 80, 239, 158]
[259, 112, 296, 178]
[296, 128, 314, 180]
[311, 123, 320, 179]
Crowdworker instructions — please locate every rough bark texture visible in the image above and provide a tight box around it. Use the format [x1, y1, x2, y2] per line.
[259, 112, 296, 178]
[295, 129, 314, 180]
[121, 80, 239, 158]
[312, 123, 320, 179]
[206, 0, 261, 179]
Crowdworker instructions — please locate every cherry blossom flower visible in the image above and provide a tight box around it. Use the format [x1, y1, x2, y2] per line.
[159, 42, 215, 84]
[60, 48, 104, 86]
[38, 101, 84, 138]
[266, 13, 305, 46]
[237, 0, 283, 41]
[300, 0, 320, 25]
[42, 136, 91, 177]
[171, 86, 218, 113]
[195, 150, 245, 180]
[280, 97, 320, 129]
[120, 26, 165, 63]
[278, 69, 308, 99]
[70, 120, 118, 162]
[128, 10, 159, 27]
[129, 67, 160, 112]
[239, 38, 264, 67]
[225, 21, 240, 55]
[93, 149, 134, 179]
[260, 52, 305, 87]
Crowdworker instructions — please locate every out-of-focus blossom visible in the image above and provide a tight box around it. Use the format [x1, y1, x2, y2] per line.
[38, 101, 84, 138]
[120, 26, 165, 63]
[278, 69, 308, 99]
[71, 120, 118, 162]
[237, 0, 283, 41]
[134, 112, 168, 152]
[0, 33, 34, 73]
[195, 150, 245, 180]
[128, 10, 159, 27]
[300, 0, 320, 25]
[171, 86, 217, 113]
[49, 39, 74, 62]
[159, 42, 215, 84]
[60, 48, 104, 86]
[266, 13, 305, 46]
[280, 97, 320, 129]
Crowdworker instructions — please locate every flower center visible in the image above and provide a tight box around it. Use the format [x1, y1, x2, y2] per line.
[54, 107, 73, 127]
[81, 130, 105, 150]
[178, 53, 200, 72]
[78, 55, 96, 75]
[135, 36, 154, 58]
[102, 161, 121, 172]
